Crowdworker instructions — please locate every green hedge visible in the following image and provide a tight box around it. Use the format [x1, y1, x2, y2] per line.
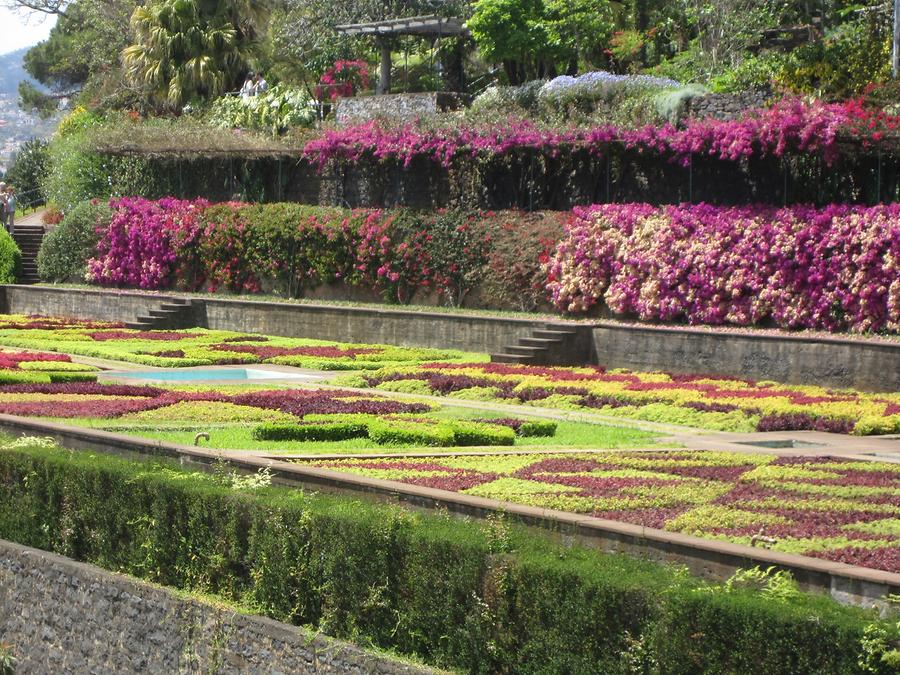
[0, 443, 895, 674]
[0, 229, 21, 284]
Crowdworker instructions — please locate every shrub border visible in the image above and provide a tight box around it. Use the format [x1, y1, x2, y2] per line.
[0, 411, 895, 607]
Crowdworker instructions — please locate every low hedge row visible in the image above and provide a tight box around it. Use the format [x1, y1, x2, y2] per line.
[254, 418, 519, 447]
[0, 443, 895, 674]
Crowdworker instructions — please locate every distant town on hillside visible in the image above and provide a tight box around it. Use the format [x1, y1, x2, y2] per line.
[0, 48, 58, 174]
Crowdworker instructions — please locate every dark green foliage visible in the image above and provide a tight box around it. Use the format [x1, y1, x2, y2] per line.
[0, 230, 21, 284]
[0, 444, 894, 673]
[517, 419, 557, 437]
[3, 139, 49, 203]
[252, 421, 369, 442]
[47, 372, 98, 383]
[38, 199, 112, 283]
[447, 420, 516, 446]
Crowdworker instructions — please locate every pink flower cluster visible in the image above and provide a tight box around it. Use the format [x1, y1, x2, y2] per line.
[315, 60, 371, 101]
[304, 98, 886, 169]
[87, 197, 208, 289]
[545, 203, 900, 332]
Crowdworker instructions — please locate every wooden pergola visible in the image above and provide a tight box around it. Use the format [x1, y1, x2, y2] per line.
[334, 14, 469, 95]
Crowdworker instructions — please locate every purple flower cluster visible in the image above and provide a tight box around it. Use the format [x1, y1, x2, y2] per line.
[546, 202, 900, 332]
[87, 197, 208, 289]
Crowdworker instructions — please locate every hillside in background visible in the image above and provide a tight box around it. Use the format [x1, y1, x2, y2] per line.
[0, 48, 34, 96]
[0, 48, 57, 174]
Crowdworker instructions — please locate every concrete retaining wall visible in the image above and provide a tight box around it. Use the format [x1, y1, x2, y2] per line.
[2, 285, 898, 391]
[592, 322, 900, 393]
[0, 538, 432, 674]
[0, 285, 547, 356]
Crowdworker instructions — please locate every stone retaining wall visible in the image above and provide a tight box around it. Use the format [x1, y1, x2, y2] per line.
[2, 285, 898, 391]
[335, 92, 469, 125]
[0, 538, 433, 674]
[591, 322, 899, 393]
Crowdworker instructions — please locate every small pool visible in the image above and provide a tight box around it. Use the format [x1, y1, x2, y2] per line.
[106, 368, 320, 383]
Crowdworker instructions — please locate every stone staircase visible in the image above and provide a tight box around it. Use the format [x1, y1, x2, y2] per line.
[12, 224, 45, 284]
[125, 298, 197, 330]
[491, 323, 584, 365]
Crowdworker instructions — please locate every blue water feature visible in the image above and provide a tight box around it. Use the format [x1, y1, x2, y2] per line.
[115, 369, 253, 382]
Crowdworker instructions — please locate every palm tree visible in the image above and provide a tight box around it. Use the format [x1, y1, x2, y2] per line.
[123, 0, 270, 109]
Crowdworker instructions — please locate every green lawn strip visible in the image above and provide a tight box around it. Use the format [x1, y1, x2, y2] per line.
[61, 416, 660, 455]
[0, 439, 895, 674]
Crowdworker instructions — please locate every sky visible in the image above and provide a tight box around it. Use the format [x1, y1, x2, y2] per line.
[0, 5, 57, 55]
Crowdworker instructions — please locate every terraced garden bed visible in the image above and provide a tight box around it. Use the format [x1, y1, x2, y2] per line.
[0, 315, 479, 370]
[338, 362, 900, 435]
[303, 451, 900, 573]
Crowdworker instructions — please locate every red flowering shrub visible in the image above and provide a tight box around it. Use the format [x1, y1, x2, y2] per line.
[315, 60, 370, 101]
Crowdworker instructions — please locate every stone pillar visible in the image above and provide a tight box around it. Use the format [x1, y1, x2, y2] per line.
[377, 42, 392, 95]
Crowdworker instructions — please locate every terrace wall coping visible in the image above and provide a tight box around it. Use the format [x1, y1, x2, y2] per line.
[0, 413, 896, 608]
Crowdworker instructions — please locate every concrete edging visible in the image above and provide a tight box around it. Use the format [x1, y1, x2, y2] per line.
[0, 413, 896, 608]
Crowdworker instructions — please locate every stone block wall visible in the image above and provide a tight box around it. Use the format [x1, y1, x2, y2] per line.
[686, 88, 773, 121]
[0, 539, 433, 674]
[592, 322, 900, 393]
[335, 92, 469, 125]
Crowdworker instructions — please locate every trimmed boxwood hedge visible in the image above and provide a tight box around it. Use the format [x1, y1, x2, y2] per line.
[0, 443, 895, 674]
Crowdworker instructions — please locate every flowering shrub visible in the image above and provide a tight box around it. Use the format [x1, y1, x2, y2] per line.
[82, 198, 557, 308]
[348, 362, 900, 436]
[304, 98, 892, 169]
[546, 203, 900, 333]
[315, 60, 371, 101]
[306, 451, 900, 573]
[86, 197, 208, 289]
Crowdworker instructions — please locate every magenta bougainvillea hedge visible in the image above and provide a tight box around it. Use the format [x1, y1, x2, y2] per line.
[80, 196, 900, 333]
[546, 203, 900, 332]
[84, 198, 565, 307]
[303, 98, 896, 168]
[350, 362, 900, 435]
[304, 451, 900, 573]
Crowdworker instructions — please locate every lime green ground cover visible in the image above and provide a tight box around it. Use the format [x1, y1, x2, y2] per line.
[0, 315, 485, 370]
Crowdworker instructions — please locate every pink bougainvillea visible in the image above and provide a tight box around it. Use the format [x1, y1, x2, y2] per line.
[303, 98, 893, 169]
[86, 197, 208, 289]
[545, 202, 900, 333]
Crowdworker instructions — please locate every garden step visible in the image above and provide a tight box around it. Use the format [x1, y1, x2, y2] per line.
[519, 337, 563, 348]
[532, 329, 577, 340]
[490, 353, 539, 364]
[505, 346, 545, 357]
[148, 308, 182, 318]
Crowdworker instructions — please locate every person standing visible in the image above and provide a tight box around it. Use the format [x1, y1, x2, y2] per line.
[5, 187, 16, 235]
[253, 72, 268, 95]
[241, 73, 256, 99]
[0, 183, 7, 234]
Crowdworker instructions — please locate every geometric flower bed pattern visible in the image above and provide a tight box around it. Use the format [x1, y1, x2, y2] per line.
[0, 315, 480, 370]
[347, 362, 900, 435]
[0, 379, 560, 449]
[0, 349, 99, 384]
[304, 451, 900, 572]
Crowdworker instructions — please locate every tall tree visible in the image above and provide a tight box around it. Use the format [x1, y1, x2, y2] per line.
[122, 0, 271, 109]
